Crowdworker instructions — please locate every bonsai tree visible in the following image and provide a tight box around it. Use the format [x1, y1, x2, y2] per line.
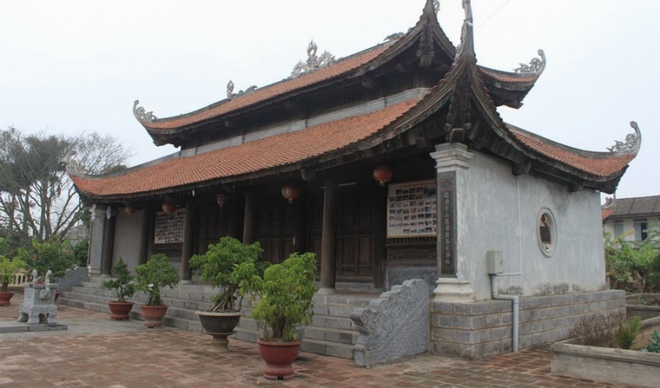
[189, 236, 264, 312]
[248, 252, 317, 342]
[135, 254, 180, 306]
[101, 258, 135, 302]
[0, 256, 27, 292]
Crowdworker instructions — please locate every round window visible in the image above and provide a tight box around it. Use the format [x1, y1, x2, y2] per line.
[537, 208, 557, 257]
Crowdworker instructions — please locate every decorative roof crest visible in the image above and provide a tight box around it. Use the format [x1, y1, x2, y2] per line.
[226, 80, 258, 100]
[608, 121, 642, 153]
[514, 49, 546, 74]
[133, 100, 157, 122]
[384, 32, 405, 42]
[65, 150, 84, 175]
[291, 40, 336, 78]
[433, 0, 440, 14]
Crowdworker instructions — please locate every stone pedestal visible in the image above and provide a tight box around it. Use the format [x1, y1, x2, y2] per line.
[18, 284, 58, 325]
[433, 277, 475, 303]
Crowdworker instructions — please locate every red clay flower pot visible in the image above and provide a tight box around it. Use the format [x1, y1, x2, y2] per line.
[257, 339, 301, 380]
[0, 291, 14, 306]
[140, 304, 168, 328]
[107, 301, 134, 320]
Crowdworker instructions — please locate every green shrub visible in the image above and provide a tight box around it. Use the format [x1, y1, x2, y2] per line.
[17, 237, 76, 280]
[616, 315, 642, 349]
[101, 258, 135, 302]
[135, 254, 180, 306]
[643, 331, 660, 353]
[189, 236, 264, 312]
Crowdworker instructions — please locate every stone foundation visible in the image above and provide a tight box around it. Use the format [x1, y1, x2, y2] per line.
[431, 290, 625, 359]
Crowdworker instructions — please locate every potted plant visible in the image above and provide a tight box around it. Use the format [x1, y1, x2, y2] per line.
[135, 253, 180, 328]
[0, 256, 27, 306]
[189, 236, 264, 350]
[101, 258, 136, 320]
[245, 252, 317, 380]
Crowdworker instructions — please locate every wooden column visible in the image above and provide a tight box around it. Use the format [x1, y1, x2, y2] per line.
[227, 196, 243, 240]
[101, 208, 116, 277]
[242, 191, 257, 244]
[181, 200, 197, 282]
[293, 196, 306, 253]
[138, 205, 154, 266]
[320, 177, 338, 290]
[373, 186, 387, 290]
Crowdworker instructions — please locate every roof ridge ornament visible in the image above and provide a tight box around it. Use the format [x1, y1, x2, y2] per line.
[133, 100, 157, 123]
[434, 0, 440, 14]
[514, 50, 546, 74]
[227, 80, 258, 100]
[65, 150, 84, 175]
[608, 121, 642, 153]
[291, 40, 336, 78]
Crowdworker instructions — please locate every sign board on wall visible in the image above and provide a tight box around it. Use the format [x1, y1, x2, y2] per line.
[387, 179, 437, 238]
[153, 209, 185, 244]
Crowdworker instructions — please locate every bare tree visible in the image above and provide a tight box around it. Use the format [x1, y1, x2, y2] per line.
[0, 127, 131, 247]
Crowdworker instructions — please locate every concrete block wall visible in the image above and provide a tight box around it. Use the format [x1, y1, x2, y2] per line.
[431, 290, 626, 359]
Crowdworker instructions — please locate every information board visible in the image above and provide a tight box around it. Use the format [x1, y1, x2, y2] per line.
[387, 179, 437, 238]
[153, 209, 185, 244]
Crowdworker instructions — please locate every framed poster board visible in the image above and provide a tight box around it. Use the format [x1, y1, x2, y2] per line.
[387, 179, 437, 238]
[153, 209, 186, 244]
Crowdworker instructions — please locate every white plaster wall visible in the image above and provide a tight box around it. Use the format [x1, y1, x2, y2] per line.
[457, 151, 606, 300]
[112, 210, 145, 272]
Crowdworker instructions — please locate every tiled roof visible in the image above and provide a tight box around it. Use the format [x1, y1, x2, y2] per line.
[606, 196, 660, 217]
[142, 45, 392, 131]
[479, 68, 539, 84]
[509, 127, 635, 177]
[72, 99, 419, 198]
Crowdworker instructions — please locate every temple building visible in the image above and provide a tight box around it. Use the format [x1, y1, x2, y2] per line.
[69, 0, 640, 360]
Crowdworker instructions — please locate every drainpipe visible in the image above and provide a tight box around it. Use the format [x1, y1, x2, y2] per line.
[487, 251, 519, 352]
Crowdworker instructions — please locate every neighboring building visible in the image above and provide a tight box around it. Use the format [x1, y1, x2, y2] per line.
[602, 195, 660, 242]
[69, 1, 641, 359]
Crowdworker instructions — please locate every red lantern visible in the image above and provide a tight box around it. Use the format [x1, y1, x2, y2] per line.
[162, 202, 176, 214]
[281, 183, 300, 204]
[124, 204, 136, 215]
[216, 193, 229, 208]
[372, 165, 393, 186]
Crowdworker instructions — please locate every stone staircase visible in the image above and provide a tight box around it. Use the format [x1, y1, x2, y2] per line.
[59, 278, 378, 360]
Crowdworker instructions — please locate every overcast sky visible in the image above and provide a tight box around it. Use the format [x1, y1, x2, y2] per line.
[1, 0, 658, 200]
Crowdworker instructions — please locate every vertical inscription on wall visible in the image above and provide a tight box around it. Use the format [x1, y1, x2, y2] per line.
[438, 172, 456, 275]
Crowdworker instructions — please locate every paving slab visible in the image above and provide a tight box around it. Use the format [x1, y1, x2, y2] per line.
[0, 292, 639, 387]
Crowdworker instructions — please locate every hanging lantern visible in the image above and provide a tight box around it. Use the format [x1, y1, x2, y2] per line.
[372, 164, 393, 186]
[281, 183, 300, 204]
[216, 193, 229, 208]
[162, 201, 176, 214]
[124, 204, 136, 215]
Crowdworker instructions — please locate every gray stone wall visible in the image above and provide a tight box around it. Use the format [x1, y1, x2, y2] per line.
[351, 279, 430, 367]
[431, 290, 625, 359]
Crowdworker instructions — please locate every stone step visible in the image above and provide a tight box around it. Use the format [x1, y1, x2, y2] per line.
[60, 281, 373, 361]
[301, 338, 355, 359]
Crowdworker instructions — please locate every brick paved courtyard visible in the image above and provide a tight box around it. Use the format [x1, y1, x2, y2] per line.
[0, 292, 635, 387]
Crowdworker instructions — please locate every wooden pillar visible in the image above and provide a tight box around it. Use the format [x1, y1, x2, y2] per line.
[138, 205, 154, 266]
[242, 191, 257, 244]
[293, 196, 306, 253]
[373, 186, 387, 290]
[320, 177, 338, 290]
[181, 200, 197, 282]
[227, 196, 243, 240]
[101, 207, 116, 277]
